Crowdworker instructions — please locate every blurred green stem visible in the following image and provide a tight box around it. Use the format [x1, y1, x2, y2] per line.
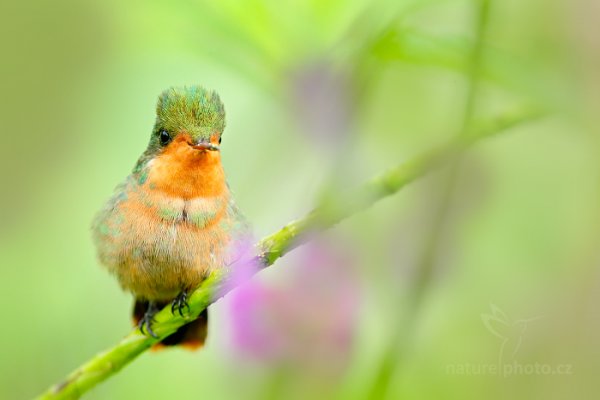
[36, 107, 542, 400]
[368, 1, 493, 398]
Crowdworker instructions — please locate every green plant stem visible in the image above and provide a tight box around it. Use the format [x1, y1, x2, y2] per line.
[35, 107, 544, 400]
[368, 2, 494, 398]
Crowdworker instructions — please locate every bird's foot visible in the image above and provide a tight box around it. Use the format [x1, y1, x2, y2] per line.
[171, 290, 190, 317]
[138, 302, 159, 338]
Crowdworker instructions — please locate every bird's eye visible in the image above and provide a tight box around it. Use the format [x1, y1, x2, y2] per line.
[218, 136, 222, 144]
[159, 129, 171, 146]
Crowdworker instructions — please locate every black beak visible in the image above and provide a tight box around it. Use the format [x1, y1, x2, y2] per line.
[191, 140, 220, 151]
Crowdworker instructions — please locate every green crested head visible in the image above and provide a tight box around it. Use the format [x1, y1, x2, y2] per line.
[134, 86, 226, 172]
[156, 86, 225, 133]
[150, 85, 225, 146]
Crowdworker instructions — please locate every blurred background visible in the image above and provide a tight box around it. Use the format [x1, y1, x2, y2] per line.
[1, 0, 599, 399]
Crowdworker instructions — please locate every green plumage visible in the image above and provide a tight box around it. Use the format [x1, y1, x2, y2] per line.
[134, 86, 226, 174]
[156, 86, 225, 141]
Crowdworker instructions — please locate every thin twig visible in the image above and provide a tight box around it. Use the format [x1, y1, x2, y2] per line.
[368, 1, 495, 398]
[36, 107, 545, 400]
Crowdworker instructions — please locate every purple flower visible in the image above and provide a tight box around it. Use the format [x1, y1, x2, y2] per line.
[290, 61, 354, 149]
[222, 234, 261, 291]
[222, 238, 361, 376]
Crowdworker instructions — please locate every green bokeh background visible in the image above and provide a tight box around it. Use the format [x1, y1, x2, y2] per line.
[1, 0, 599, 399]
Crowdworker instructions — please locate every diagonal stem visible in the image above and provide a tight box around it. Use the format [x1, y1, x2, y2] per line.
[35, 107, 545, 400]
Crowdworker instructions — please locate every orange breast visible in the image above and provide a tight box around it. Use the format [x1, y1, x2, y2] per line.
[94, 134, 235, 300]
[146, 134, 226, 199]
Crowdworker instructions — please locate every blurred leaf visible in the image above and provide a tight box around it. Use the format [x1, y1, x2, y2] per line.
[368, 28, 551, 104]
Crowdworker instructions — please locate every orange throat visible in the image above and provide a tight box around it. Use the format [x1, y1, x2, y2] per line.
[145, 135, 226, 199]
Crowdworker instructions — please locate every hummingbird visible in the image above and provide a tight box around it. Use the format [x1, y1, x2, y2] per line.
[92, 86, 248, 349]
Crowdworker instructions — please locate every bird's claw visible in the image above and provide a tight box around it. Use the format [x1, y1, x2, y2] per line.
[138, 303, 158, 338]
[171, 291, 190, 317]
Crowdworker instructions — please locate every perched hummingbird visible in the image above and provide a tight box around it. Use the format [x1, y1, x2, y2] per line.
[92, 86, 247, 349]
